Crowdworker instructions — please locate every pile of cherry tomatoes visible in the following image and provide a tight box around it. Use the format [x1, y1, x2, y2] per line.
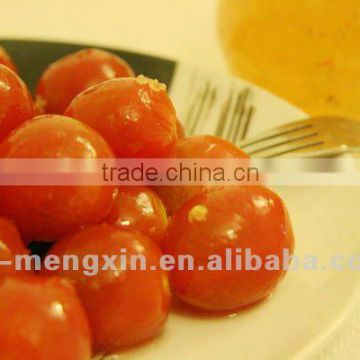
[0, 46, 294, 359]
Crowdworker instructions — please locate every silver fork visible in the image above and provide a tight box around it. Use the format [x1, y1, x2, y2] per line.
[238, 116, 360, 157]
[185, 80, 255, 138]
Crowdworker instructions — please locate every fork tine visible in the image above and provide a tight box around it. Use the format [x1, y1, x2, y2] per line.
[261, 140, 325, 158]
[188, 81, 210, 134]
[225, 89, 245, 141]
[187, 81, 213, 135]
[199, 85, 217, 133]
[240, 105, 255, 141]
[239, 119, 314, 148]
[185, 77, 206, 129]
[184, 74, 199, 125]
[185, 95, 199, 128]
[248, 131, 320, 155]
[237, 118, 327, 156]
[230, 88, 252, 143]
[215, 89, 235, 137]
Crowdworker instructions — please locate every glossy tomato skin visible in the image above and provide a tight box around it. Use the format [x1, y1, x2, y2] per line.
[65, 76, 177, 158]
[162, 186, 294, 311]
[0, 216, 28, 277]
[0, 115, 116, 242]
[155, 135, 249, 214]
[0, 275, 92, 360]
[0, 65, 33, 141]
[107, 186, 168, 245]
[46, 224, 170, 352]
[36, 48, 134, 114]
[0, 47, 17, 72]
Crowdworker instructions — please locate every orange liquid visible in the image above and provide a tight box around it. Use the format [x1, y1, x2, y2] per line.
[218, 0, 360, 119]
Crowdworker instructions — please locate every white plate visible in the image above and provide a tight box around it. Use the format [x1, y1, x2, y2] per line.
[98, 64, 360, 359]
[2, 38, 358, 360]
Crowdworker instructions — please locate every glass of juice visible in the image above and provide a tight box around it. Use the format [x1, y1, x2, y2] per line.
[218, 0, 360, 119]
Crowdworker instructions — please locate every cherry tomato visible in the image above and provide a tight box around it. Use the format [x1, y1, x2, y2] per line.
[0, 65, 33, 141]
[0, 275, 92, 360]
[155, 135, 249, 214]
[36, 48, 134, 114]
[0, 46, 17, 72]
[176, 118, 186, 139]
[46, 224, 170, 351]
[0, 216, 28, 277]
[107, 186, 168, 245]
[0, 115, 116, 242]
[162, 186, 294, 311]
[65, 76, 177, 158]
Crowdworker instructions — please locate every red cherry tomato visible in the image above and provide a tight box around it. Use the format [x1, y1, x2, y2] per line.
[0, 47, 17, 72]
[47, 224, 170, 351]
[107, 186, 168, 245]
[162, 186, 294, 311]
[176, 118, 186, 139]
[0, 216, 28, 277]
[65, 76, 177, 158]
[175, 135, 248, 158]
[36, 48, 134, 114]
[0, 275, 92, 360]
[0, 216, 27, 255]
[0, 65, 33, 141]
[0, 115, 116, 242]
[155, 135, 249, 214]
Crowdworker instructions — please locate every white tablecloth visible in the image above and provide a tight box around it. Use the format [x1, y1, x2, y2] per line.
[0, 0, 358, 358]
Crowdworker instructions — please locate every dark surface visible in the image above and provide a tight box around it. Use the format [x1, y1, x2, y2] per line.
[0, 39, 177, 94]
[28, 241, 53, 259]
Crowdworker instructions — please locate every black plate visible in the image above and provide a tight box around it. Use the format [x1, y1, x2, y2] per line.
[0, 39, 177, 94]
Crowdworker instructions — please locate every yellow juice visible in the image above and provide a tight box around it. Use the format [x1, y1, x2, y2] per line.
[218, 0, 360, 119]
